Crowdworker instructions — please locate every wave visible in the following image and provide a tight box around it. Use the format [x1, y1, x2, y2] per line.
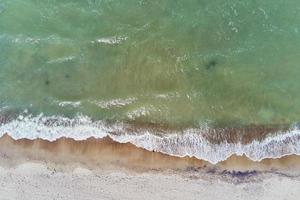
[91, 36, 128, 45]
[0, 33, 127, 46]
[0, 114, 299, 164]
[89, 97, 137, 109]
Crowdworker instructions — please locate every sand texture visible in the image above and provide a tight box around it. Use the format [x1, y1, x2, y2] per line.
[0, 163, 300, 200]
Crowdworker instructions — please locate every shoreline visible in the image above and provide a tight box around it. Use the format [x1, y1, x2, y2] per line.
[1, 134, 300, 173]
[0, 111, 293, 144]
[1, 114, 300, 164]
[0, 134, 300, 200]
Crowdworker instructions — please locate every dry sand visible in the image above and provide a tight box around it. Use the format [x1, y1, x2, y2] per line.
[0, 134, 300, 200]
[0, 163, 300, 200]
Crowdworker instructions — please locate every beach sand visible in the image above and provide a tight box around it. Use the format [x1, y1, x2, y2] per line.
[0, 134, 300, 200]
[1, 163, 300, 200]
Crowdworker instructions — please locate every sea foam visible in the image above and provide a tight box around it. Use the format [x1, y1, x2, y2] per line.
[0, 114, 299, 164]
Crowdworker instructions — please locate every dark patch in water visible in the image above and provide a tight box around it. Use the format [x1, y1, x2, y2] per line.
[0, 4, 5, 14]
[65, 74, 70, 79]
[205, 60, 217, 70]
[45, 80, 50, 85]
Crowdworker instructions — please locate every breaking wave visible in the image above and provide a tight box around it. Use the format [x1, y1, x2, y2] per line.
[0, 114, 299, 164]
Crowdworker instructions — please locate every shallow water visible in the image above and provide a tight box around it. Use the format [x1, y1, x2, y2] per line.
[1, 0, 300, 163]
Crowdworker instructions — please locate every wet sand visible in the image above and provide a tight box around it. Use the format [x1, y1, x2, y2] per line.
[0, 134, 300, 199]
[1, 134, 300, 171]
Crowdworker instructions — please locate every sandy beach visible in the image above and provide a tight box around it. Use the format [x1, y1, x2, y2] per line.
[0, 134, 300, 200]
[1, 162, 300, 200]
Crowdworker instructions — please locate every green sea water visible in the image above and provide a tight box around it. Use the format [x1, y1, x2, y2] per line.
[1, 0, 300, 128]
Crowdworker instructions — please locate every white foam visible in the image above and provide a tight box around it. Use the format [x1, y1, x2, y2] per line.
[47, 56, 76, 64]
[113, 128, 300, 164]
[55, 101, 82, 108]
[127, 105, 157, 119]
[0, 114, 299, 164]
[92, 36, 127, 45]
[89, 97, 137, 109]
[0, 34, 73, 45]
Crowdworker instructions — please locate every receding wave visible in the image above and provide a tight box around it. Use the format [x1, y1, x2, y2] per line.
[0, 114, 299, 164]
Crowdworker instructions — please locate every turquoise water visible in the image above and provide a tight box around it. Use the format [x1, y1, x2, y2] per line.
[1, 0, 300, 129]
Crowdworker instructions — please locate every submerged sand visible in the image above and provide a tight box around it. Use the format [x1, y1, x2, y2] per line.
[0, 134, 300, 200]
